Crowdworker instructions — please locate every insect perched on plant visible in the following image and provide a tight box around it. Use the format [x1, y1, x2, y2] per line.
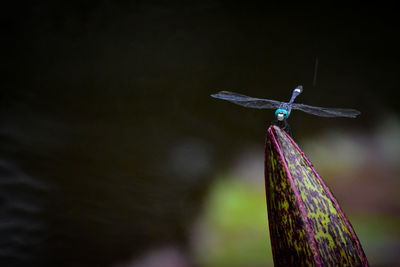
[211, 85, 360, 135]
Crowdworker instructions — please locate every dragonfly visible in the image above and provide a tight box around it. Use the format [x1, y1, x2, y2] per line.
[211, 85, 360, 121]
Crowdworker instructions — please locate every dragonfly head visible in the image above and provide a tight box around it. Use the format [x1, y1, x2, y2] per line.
[275, 108, 289, 121]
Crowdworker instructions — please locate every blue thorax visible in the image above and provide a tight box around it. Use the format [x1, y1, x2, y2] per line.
[274, 86, 303, 119]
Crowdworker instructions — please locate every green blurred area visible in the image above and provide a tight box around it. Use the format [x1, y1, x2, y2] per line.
[193, 170, 400, 267]
[352, 216, 400, 266]
[193, 175, 273, 267]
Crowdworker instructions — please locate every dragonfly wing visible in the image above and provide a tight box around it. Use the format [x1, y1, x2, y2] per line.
[211, 91, 281, 109]
[291, 103, 361, 118]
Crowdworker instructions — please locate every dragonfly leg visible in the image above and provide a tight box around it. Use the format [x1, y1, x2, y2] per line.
[271, 119, 292, 137]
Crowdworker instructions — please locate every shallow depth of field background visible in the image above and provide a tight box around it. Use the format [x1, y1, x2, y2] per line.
[2, 2, 400, 267]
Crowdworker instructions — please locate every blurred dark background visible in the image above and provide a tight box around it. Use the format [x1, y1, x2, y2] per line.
[1, 2, 399, 267]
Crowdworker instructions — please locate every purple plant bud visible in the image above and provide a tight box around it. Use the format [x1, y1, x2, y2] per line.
[265, 125, 368, 266]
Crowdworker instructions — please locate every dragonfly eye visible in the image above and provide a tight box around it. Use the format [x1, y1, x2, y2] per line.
[275, 109, 288, 120]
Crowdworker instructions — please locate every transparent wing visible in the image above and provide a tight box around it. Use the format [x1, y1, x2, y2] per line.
[211, 91, 281, 109]
[291, 103, 360, 118]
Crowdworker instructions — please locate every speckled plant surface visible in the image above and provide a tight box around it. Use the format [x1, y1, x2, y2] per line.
[265, 125, 368, 267]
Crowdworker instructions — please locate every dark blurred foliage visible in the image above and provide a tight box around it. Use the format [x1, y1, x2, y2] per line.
[1, 1, 399, 266]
